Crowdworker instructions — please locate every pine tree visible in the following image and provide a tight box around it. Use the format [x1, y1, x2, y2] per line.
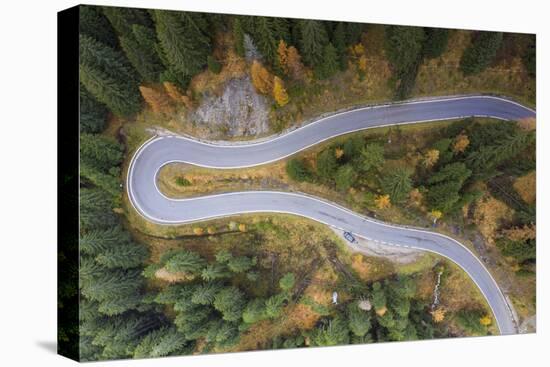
[95, 241, 148, 269]
[360, 143, 385, 172]
[279, 273, 295, 292]
[309, 316, 350, 346]
[149, 327, 187, 357]
[298, 20, 329, 68]
[191, 282, 222, 305]
[80, 133, 123, 172]
[385, 26, 425, 77]
[201, 263, 231, 281]
[423, 28, 450, 59]
[347, 302, 371, 337]
[213, 286, 246, 321]
[254, 17, 278, 66]
[79, 34, 142, 116]
[272, 76, 290, 106]
[460, 31, 503, 75]
[316, 43, 339, 79]
[164, 250, 206, 275]
[243, 298, 267, 323]
[80, 163, 121, 197]
[316, 148, 338, 184]
[153, 10, 212, 78]
[335, 164, 357, 192]
[332, 22, 348, 70]
[80, 188, 118, 231]
[227, 256, 255, 273]
[119, 24, 164, 82]
[265, 293, 287, 319]
[80, 85, 108, 133]
[79, 6, 118, 48]
[102, 6, 152, 37]
[286, 158, 311, 182]
[379, 167, 413, 203]
[233, 18, 245, 57]
[80, 225, 128, 255]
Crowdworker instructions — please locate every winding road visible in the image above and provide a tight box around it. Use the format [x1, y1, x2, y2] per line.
[127, 95, 535, 335]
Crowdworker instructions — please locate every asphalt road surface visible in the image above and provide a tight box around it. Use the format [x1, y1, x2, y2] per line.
[127, 95, 535, 335]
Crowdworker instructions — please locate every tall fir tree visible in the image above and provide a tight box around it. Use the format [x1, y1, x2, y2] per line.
[79, 6, 118, 48]
[298, 20, 329, 68]
[79, 34, 142, 116]
[460, 31, 503, 75]
[119, 24, 164, 82]
[153, 10, 212, 80]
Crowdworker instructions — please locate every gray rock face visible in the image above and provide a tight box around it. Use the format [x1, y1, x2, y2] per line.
[191, 77, 270, 137]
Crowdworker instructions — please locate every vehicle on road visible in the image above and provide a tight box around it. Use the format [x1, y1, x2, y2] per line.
[343, 231, 357, 243]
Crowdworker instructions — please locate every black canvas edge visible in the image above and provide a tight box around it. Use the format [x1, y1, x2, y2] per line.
[57, 4, 80, 362]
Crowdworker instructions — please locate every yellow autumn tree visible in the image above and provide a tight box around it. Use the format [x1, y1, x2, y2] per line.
[428, 210, 443, 224]
[334, 147, 344, 159]
[502, 224, 536, 242]
[431, 308, 446, 323]
[375, 194, 391, 209]
[473, 196, 513, 244]
[453, 133, 470, 154]
[513, 170, 535, 204]
[273, 76, 290, 106]
[277, 40, 289, 75]
[409, 188, 423, 207]
[238, 223, 247, 232]
[193, 227, 204, 235]
[286, 46, 305, 80]
[423, 149, 440, 168]
[251, 60, 273, 95]
[139, 86, 174, 114]
[479, 315, 492, 327]
[206, 226, 216, 235]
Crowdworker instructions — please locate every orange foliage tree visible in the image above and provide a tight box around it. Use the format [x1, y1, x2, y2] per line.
[513, 170, 536, 205]
[251, 60, 273, 95]
[163, 81, 185, 102]
[277, 40, 289, 75]
[375, 194, 391, 209]
[286, 46, 305, 80]
[139, 86, 173, 114]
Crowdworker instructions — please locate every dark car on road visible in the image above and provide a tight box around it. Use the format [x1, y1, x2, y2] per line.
[343, 231, 357, 243]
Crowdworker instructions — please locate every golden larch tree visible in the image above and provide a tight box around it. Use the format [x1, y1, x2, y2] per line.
[139, 86, 174, 114]
[479, 315, 492, 327]
[163, 81, 185, 102]
[273, 76, 290, 107]
[423, 149, 440, 167]
[453, 133, 470, 154]
[375, 194, 391, 209]
[513, 170, 535, 204]
[502, 224, 536, 242]
[277, 40, 289, 75]
[286, 46, 305, 80]
[251, 60, 273, 95]
[431, 308, 446, 323]
[334, 147, 344, 159]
